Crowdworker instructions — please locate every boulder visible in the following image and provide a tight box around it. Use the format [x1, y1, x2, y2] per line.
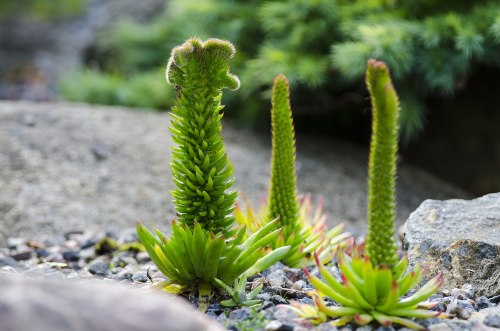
[0, 101, 468, 244]
[0, 273, 223, 331]
[404, 193, 500, 296]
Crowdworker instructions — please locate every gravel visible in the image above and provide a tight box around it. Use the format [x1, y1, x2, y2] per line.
[1, 229, 499, 331]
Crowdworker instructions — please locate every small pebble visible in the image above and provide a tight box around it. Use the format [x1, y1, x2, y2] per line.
[484, 314, 500, 328]
[270, 295, 288, 305]
[0, 256, 19, 267]
[10, 250, 32, 261]
[316, 323, 338, 331]
[91, 143, 109, 161]
[375, 326, 395, 331]
[264, 320, 294, 331]
[88, 260, 110, 277]
[7, 238, 26, 249]
[81, 239, 97, 250]
[62, 250, 80, 262]
[356, 326, 373, 331]
[428, 323, 452, 331]
[135, 252, 151, 264]
[131, 272, 148, 283]
[268, 269, 287, 287]
[35, 249, 50, 258]
[228, 308, 251, 320]
[282, 267, 303, 283]
[292, 280, 305, 291]
[489, 295, 500, 304]
[475, 296, 493, 310]
[259, 301, 274, 311]
[257, 293, 272, 301]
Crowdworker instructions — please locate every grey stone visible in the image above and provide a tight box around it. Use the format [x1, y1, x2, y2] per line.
[484, 314, 500, 328]
[475, 296, 494, 310]
[268, 269, 287, 288]
[0, 102, 469, 245]
[62, 250, 80, 262]
[10, 250, 32, 261]
[87, 260, 109, 277]
[0, 256, 19, 267]
[375, 327, 395, 331]
[404, 193, 500, 296]
[316, 323, 338, 331]
[292, 280, 305, 291]
[356, 326, 373, 331]
[270, 295, 288, 305]
[131, 272, 148, 283]
[228, 307, 251, 321]
[428, 323, 453, 331]
[0, 273, 223, 331]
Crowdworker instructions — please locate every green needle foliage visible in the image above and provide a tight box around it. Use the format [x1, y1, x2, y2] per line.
[137, 38, 290, 296]
[63, 0, 500, 140]
[305, 60, 442, 330]
[235, 75, 350, 268]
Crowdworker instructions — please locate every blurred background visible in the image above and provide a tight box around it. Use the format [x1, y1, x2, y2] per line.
[1, 0, 500, 196]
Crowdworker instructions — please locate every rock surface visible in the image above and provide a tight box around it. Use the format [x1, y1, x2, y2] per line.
[404, 193, 500, 296]
[0, 101, 469, 244]
[0, 273, 223, 331]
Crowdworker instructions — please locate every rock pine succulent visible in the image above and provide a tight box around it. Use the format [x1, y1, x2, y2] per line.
[214, 275, 263, 308]
[236, 74, 349, 268]
[137, 38, 289, 302]
[305, 60, 443, 330]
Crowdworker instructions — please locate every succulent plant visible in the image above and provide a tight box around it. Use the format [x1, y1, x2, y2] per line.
[236, 194, 349, 268]
[306, 247, 443, 329]
[280, 300, 327, 325]
[214, 275, 263, 308]
[137, 38, 289, 303]
[304, 60, 442, 330]
[235, 74, 349, 268]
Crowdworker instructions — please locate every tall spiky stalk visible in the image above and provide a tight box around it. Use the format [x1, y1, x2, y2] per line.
[137, 39, 291, 298]
[167, 38, 240, 236]
[365, 59, 399, 268]
[267, 74, 300, 238]
[303, 61, 442, 330]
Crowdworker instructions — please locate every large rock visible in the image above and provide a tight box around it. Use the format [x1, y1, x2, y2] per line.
[0, 273, 223, 331]
[0, 101, 468, 244]
[404, 193, 500, 296]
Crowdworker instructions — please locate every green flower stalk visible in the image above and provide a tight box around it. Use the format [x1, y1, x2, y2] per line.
[267, 74, 300, 235]
[235, 75, 349, 268]
[304, 60, 442, 330]
[167, 37, 239, 236]
[365, 59, 399, 268]
[137, 38, 290, 301]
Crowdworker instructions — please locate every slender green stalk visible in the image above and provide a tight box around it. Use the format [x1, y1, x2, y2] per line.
[267, 74, 299, 237]
[365, 59, 399, 268]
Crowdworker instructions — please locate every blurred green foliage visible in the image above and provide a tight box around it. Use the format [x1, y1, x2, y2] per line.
[60, 0, 500, 140]
[0, 0, 85, 20]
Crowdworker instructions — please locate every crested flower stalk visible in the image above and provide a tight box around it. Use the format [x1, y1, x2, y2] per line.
[136, 38, 290, 303]
[167, 37, 239, 236]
